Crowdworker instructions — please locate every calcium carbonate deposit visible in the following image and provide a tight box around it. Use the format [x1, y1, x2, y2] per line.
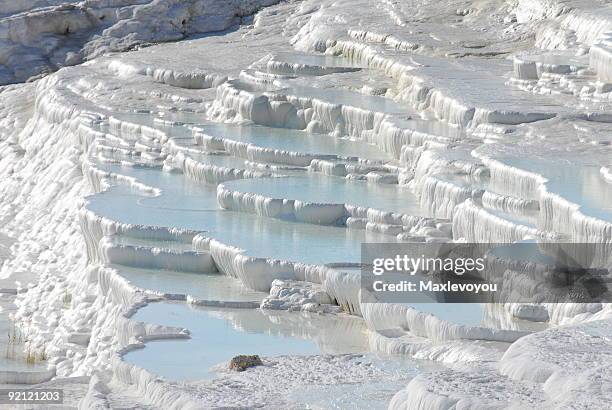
[0, 0, 611, 408]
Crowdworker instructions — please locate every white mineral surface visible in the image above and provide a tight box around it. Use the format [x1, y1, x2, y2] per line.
[0, 0, 611, 408]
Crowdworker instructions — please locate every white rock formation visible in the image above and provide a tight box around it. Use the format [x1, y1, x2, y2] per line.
[0, 0, 281, 85]
[0, 0, 611, 408]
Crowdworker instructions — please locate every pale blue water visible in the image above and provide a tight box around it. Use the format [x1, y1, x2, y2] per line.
[87, 164, 395, 266]
[93, 162, 219, 205]
[124, 302, 369, 380]
[169, 144, 251, 169]
[195, 123, 390, 160]
[114, 108, 391, 161]
[223, 175, 423, 215]
[113, 265, 266, 302]
[505, 159, 612, 223]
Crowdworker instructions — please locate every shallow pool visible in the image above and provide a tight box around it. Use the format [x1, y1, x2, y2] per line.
[124, 302, 369, 380]
[504, 158, 612, 223]
[87, 163, 396, 266]
[222, 175, 423, 215]
[194, 123, 390, 160]
[113, 265, 266, 302]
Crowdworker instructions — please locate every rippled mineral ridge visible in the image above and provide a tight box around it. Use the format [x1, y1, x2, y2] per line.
[0, 0, 612, 408]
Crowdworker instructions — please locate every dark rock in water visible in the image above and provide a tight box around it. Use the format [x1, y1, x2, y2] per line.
[229, 355, 263, 372]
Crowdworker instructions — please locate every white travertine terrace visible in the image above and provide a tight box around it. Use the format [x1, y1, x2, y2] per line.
[0, 0, 611, 408]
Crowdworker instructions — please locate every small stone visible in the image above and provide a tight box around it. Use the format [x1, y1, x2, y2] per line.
[229, 355, 263, 372]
